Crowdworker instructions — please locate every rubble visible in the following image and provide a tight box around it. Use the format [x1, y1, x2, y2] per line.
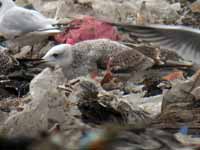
[25, 0, 181, 24]
[2, 68, 66, 137]
[0, 51, 43, 99]
[152, 70, 200, 130]
[1, 0, 200, 149]
[191, 0, 200, 13]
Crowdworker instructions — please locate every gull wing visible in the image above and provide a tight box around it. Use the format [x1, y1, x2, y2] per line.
[113, 23, 200, 63]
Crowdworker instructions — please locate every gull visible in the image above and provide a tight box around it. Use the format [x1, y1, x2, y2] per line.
[42, 39, 154, 80]
[0, 0, 60, 51]
[112, 23, 200, 64]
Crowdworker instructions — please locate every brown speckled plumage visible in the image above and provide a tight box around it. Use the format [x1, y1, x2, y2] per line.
[101, 49, 152, 72]
[62, 39, 154, 79]
[43, 39, 155, 80]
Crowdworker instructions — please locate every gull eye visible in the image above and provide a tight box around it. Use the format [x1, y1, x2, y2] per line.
[52, 53, 59, 58]
[0, 2, 2, 8]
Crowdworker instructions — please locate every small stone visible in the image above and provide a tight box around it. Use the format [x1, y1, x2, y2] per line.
[191, 0, 200, 13]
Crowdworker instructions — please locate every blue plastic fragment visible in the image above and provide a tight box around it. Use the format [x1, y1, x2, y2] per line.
[179, 126, 188, 135]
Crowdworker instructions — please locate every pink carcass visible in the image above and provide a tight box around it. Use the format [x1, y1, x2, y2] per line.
[54, 16, 121, 45]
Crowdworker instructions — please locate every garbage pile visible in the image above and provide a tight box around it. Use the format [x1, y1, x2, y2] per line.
[0, 0, 200, 149]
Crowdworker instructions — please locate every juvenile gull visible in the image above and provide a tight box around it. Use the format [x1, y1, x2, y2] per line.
[112, 23, 200, 64]
[0, 0, 60, 50]
[42, 39, 154, 80]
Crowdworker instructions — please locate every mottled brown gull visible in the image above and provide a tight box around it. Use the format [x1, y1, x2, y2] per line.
[42, 39, 154, 80]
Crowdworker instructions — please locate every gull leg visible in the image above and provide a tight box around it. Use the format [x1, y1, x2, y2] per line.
[101, 57, 113, 85]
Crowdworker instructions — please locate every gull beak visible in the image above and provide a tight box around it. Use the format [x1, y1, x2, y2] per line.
[34, 58, 48, 65]
[16, 58, 47, 64]
[39, 58, 57, 69]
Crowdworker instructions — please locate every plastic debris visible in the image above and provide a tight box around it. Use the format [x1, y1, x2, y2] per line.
[55, 16, 120, 44]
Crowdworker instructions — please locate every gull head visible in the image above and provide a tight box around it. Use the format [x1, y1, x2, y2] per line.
[42, 44, 73, 68]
